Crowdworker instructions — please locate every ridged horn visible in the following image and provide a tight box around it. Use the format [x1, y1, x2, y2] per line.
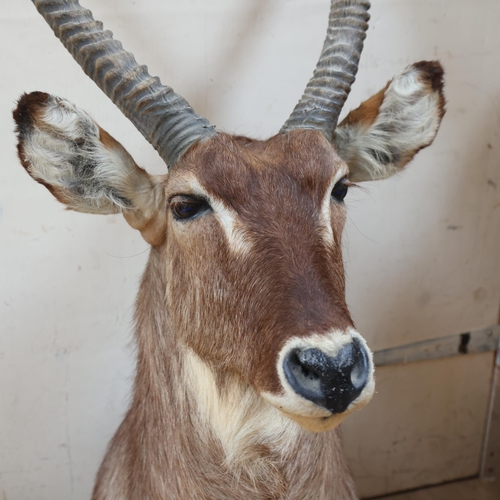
[281, 0, 370, 142]
[32, 0, 216, 166]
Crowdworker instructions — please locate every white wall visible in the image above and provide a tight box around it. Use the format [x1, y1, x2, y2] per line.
[1, 1, 499, 498]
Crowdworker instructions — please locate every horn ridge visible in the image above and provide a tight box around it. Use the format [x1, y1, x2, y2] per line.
[32, 0, 216, 166]
[281, 0, 370, 141]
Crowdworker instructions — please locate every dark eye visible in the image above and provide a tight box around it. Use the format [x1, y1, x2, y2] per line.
[331, 176, 349, 202]
[170, 195, 210, 221]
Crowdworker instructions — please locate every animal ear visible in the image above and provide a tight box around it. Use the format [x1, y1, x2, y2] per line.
[13, 92, 166, 246]
[333, 61, 446, 182]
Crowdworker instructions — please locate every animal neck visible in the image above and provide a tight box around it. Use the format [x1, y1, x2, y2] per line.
[94, 247, 357, 500]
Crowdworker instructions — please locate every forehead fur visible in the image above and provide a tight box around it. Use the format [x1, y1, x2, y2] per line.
[168, 130, 347, 209]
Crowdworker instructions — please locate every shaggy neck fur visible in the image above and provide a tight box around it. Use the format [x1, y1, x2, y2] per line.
[92, 248, 357, 500]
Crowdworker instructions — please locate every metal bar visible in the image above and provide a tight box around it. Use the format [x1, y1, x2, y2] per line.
[373, 324, 500, 367]
[479, 335, 500, 478]
[479, 305, 500, 480]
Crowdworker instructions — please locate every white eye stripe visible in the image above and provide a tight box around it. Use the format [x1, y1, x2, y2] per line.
[320, 166, 348, 245]
[210, 198, 253, 254]
[332, 165, 349, 187]
[175, 175, 252, 254]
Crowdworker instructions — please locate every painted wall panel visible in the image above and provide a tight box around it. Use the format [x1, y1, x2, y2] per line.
[342, 353, 494, 498]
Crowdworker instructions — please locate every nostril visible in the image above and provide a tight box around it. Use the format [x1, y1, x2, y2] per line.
[285, 350, 323, 397]
[283, 340, 371, 414]
[350, 345, 369, 390]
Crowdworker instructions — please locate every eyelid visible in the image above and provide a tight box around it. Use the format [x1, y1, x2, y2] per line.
[168, 193, 210, 205]
[337, 176, 356, 188]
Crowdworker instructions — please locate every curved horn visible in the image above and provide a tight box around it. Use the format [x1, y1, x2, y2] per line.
[281, 0, 370, 141]
[32, 0, 215, 166]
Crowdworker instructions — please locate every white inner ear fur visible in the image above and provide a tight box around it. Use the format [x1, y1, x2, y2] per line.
[334, 65, 443, 182]
[182, 348, 299, 470]
[21, 95, 162, 218]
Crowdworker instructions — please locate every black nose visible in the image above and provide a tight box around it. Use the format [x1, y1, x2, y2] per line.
[283, 339, 370, 414]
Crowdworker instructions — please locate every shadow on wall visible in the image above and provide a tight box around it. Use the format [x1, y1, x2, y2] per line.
[344, 0, 500, 352]
[107, 0, 275, 126]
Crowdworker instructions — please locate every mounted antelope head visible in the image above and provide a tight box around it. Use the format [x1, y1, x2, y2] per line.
[14, 0, 445, 498]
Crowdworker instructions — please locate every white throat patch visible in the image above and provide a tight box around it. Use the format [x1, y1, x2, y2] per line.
[182, 349, 299, 469]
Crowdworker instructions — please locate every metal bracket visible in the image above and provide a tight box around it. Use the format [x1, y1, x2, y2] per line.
[374, 324, 500, 367]
[372, 324, 500, 481]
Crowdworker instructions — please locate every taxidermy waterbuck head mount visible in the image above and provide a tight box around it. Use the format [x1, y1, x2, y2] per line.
[14, 0, 445, 433]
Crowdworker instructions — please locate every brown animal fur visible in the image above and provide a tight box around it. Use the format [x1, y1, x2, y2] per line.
[92, 246, 357, 499]
[85, 131, 358, 499]
[13, 57, 445, 498]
